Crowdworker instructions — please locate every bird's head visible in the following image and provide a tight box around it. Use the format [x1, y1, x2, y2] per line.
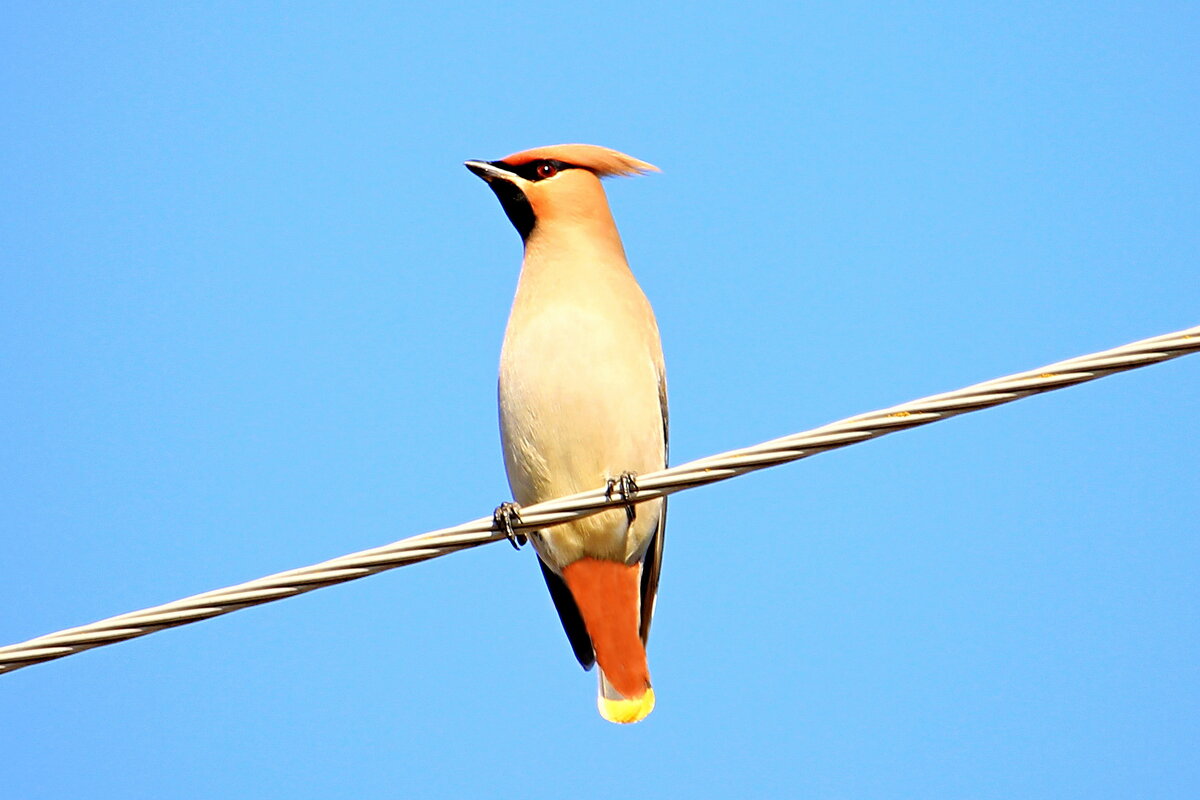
[465, 144, 658, 241]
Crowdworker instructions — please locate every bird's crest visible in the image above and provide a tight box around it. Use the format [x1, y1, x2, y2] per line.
[500, 144, 659, 178]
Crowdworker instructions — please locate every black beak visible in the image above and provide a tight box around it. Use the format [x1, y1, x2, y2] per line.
[464, 160, 513, 183]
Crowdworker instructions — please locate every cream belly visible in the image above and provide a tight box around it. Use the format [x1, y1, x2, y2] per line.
[499, 299, 665, 570]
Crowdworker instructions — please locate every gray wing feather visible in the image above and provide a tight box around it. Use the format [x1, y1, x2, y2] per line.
[639, 367, 669, 643]
[538, 556, 596, 670]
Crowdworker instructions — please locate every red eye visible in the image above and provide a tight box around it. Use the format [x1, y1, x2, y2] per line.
[536, 162, 558, 179]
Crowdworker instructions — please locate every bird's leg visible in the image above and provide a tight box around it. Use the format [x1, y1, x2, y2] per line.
[605, 471, 639, 525]
[493, 501, 527, 550]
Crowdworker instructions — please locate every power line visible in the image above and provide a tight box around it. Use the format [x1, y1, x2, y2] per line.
[1, 323, 1196, 675]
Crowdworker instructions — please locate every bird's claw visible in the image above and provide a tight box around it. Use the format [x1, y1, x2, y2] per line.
[605, 471, 639, 524]
[493, 502, 526, 550]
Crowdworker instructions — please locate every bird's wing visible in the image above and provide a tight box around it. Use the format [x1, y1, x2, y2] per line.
[638, 365, 669, 644]
[538, 556, 596, 669]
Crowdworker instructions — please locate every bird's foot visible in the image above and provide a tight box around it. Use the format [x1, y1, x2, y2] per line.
[493, 502, 526, 550]
[605, 471, 639, 524]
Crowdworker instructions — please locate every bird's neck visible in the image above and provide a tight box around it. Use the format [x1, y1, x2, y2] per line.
[521, 217, 631, 280]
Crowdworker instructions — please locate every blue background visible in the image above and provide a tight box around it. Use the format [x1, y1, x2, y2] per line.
[2, 3, 1197, 797]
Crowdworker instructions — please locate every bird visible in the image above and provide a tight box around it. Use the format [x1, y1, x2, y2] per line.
[465, 144, 668, 724]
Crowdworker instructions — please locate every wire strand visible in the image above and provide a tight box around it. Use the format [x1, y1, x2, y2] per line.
[2, 324, 1197, 675]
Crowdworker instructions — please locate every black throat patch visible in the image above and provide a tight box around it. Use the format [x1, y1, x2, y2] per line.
[484, 178, 536, 241]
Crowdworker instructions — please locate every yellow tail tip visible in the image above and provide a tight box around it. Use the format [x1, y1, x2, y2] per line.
[598, 687, 655, 724]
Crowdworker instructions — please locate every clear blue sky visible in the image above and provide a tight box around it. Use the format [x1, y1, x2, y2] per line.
[2, 3, 1197, 797]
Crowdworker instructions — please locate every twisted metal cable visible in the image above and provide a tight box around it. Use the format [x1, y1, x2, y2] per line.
[2, 323, 1197, 675]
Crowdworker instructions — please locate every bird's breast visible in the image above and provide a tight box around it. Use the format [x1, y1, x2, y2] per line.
[498, 277, 665, 565]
